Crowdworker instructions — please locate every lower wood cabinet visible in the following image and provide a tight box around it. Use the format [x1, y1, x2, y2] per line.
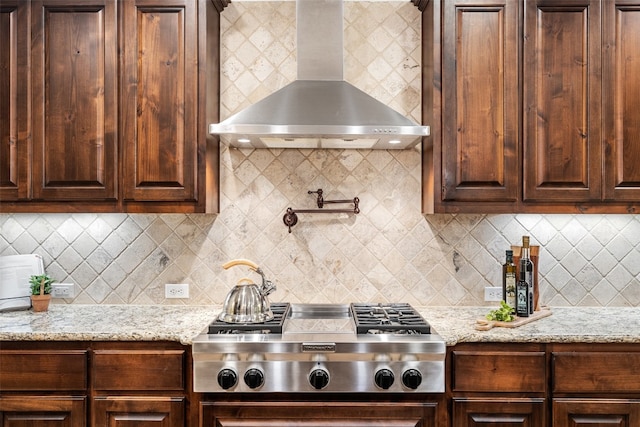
[200, 401, 440, 427]
[453, 398, 546, 427]
[93, 396, 185, 427]
[0, 342, 191, 427]
[0, 396, 86, 427]
[553, 399, 640, 427]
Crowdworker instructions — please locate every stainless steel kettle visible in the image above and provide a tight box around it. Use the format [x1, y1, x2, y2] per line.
[218, 259, 276, 323]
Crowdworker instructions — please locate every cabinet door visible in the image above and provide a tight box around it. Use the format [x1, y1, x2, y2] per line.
[523, 0, 602, 202]
[92, 396, 184, 427]
[201, 401, 438, 427]
[553, 399, 640, 427]
[121, 0, 198, 203]
[453, 398, 545, 427]
[0, 0, 29, 202]
[0, 396, 85, 427]
[603, 1, 640, 202]
[31, 0, 117, 201]
[440, 0, 519, 206]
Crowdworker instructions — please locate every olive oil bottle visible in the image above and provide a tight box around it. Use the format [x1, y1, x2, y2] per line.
[502, 250, 516, 311]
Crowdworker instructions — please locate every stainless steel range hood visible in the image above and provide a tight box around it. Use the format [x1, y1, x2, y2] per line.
[209, 0, 429, 150]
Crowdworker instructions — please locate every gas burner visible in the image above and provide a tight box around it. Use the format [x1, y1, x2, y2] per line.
[351, 303, 431, 334]
[207, 302, 290, 334]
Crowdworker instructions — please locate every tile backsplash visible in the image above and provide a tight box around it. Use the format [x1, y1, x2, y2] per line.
[1, 2, 639, 307]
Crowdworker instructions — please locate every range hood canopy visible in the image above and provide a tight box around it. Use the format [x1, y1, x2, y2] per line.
[210, 0, 429, 150]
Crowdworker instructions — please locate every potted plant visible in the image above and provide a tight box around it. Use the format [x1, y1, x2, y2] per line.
[29, 274, 55, 312]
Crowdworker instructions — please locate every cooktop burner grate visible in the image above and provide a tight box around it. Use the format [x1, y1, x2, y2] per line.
[350, 303, 431, 334]
[207, 302, 290, 334]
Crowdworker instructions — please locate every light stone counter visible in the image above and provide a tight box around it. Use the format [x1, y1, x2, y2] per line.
[1, 304, 639, 346]
[422, 306, 640, 346]
[0, 304, 219, 345]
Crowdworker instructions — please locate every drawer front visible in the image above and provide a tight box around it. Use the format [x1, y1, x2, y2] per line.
[452, 351, 546, 393]
[553, 352, 640, 393]
[92, 350, 185, 391]
[0, 350, 88, 391]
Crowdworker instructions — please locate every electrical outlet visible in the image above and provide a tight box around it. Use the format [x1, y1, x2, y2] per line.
[51, 283, 76, 298]
[484, 286, 503, 302]
[165, 283, 189, 299]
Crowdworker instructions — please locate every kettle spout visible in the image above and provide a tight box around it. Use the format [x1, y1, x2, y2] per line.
[254, 267, 276, 296]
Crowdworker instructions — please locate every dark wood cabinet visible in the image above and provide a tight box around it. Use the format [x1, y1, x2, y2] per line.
[0, 0, 30, 202]
[31, 0, 118, 203]
[453, 398, 546, 427]
[602, 0, 640, 203]
[120, 0, 199, 207]
[0, 396, 86, 427]
[201, 401, 440, 427]
[553, 399, 640, 427]
[551, 347, 640, 427]
[523, 0, 602, 204]
[438, 0, 520, 208]
[0, 341, 192, 427]
[0, 347, 88, 427]
[93, 396, 185, 427]
[449, 344, 547, 427]
[425, 0, 640, 213]
[91, 345, 188, 427]
[0, 0, 222, 213]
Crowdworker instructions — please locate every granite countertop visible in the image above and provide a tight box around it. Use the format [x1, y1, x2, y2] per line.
[1, 304, 639, 346]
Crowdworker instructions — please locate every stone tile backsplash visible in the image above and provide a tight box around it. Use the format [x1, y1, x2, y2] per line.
[1, 2, 639, 307]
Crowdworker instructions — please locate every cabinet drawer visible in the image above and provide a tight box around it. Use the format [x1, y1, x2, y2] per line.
[553, 352, 640, 393]
[92, 349, 185, 391]
[452, 351, 546, 392]
[0, 350, 88, 391]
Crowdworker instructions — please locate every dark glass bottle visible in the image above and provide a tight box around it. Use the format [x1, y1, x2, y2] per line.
[520, 236, 535, 315]
[502, 250, 516, 311]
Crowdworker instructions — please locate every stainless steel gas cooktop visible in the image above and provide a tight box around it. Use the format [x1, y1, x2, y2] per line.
[192, 303, 445, 393]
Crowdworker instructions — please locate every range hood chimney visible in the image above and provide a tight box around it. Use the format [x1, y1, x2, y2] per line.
[209, 0, 429, 150]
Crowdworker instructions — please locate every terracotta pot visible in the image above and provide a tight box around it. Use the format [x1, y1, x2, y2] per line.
[31, 294, 51, 312]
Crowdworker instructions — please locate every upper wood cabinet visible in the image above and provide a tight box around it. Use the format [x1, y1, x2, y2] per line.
[31, 0, 118, 203]
[0, 0, 221, 213]
[424, 0, 640, 213]
[602, 0, 640, 203]
[439, 0, 520, 208]
[0, 1, 30, 202]
[120, 0, 198, 208]
[523, 0, 602, 204]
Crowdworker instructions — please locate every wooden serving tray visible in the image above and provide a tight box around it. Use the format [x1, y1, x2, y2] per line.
[475, 307, 552, 331]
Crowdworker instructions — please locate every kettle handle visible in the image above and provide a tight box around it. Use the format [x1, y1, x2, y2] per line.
[222, 259, 259, 272]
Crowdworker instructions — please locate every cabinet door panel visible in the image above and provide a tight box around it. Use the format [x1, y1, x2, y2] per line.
[201, 402, 437, 427]
[523, 0, 602, 202]
[0, 1, 29, 201]
[121, 0, 197, 202]
[31, 0, 117, 201]
[93, 396, 184, 427]
[441, 0, 519, 203]
[453, 398, 545, 427]
[603, 1, 640, 202]
[0, 396, 85, 427]
[553, 399, 640, 427]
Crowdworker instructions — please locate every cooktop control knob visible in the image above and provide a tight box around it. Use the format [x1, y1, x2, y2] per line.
[375, 368, 395, 389]
[402, 369, 422, 390]
[309, 368, 330, 390]
[244, 368, 264, 389]
[217, 368, 238, 390]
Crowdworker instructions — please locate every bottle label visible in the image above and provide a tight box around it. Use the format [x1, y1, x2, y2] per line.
[516, 280, 529, 317]
[505, 273, 516, 309]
